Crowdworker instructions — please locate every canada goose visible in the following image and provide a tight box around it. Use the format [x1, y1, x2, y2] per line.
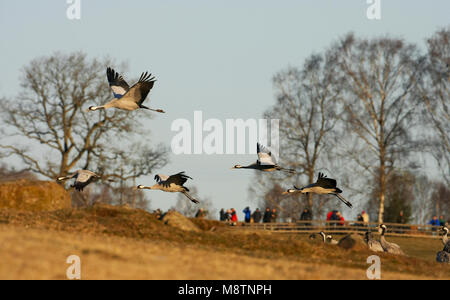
[436, 251, 449, 263]
[436, 226, 449, 263]
[282, 172, 352, 208]
[379, 224, 404, 255]
[57, 170, 100, 191]
[88, 67, 165, 113]
[319, 231, 338, 245]
[231, 143, 296, 173]
[137, 172, 199, 204]
[364, 231, 384, 252]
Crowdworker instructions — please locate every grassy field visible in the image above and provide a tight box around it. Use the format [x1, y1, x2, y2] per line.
[0, 204, 448, 280]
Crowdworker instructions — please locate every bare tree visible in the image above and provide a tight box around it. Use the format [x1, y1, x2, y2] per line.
[0, 52, 168, 197]
[376, 170, 415, 224]
[429, 182, 450, 221]
[412, 174, 434, 224]
[416, 27, 450, 185]
[173, 186, 216, 219]
[254, 183, 284, 215]
[332, 34, 422, 223]
[251, 53, 341, 218]
[0, 163, 37, 183]
[251, 182, 301, 222]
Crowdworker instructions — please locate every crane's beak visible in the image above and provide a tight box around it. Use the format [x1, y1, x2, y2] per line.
[84, 106, 94, 113]
[282, 191, 289, 195]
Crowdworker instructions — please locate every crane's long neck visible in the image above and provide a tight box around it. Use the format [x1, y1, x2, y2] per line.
[380, 227, 388, 248]
[58, 172, 76, 181]
[320, 232, 326, 243]
[240, 165, 255, 169]
[90, 105, 105, 111]
[140, 184, 158, 190]
[90, 99, 118, 111]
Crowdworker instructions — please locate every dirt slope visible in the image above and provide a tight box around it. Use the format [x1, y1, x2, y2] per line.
[0, 180, 71, 211]
[0, 204, 448, 280]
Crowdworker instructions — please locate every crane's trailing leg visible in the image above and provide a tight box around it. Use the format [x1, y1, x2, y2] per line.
[335, 193, 353, 208]
[183, 191, 199, 204]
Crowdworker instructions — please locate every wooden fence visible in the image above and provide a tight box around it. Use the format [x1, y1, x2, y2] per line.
[233, 220, 446, 239]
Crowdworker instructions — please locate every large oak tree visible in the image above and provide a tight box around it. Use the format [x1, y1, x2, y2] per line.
[0, 52, 168, 201]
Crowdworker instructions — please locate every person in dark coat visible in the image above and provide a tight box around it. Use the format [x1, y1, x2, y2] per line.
[195, 208, 206, 218]
[271, 208, 278, 223]
[395, 210, 407, 233]
[252, 208, 262, 223]
[300, 208, 312, 221]
[356, 214, 364, 228]
[219, 209, 226, 221]
[263, 208, 272, 223]
[397, 211, 405, 224]
[300, 208, 312, 229]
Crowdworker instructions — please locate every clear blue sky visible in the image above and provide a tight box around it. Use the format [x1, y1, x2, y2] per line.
[1, 0, 449, 219]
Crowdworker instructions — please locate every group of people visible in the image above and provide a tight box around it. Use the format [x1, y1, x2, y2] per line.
[219, 208, 239, 225]
[218, 207, 448, 229]
[249, 207, 279, 223]
[219, 207, 279, 224]
[429, 215, 448, 228]
[300, 208, 369, 227]
[261, 207, 278, 223]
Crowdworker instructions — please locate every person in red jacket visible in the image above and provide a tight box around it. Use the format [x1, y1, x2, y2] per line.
[230, 208, 238, 225]
[327, 210, 335, 221]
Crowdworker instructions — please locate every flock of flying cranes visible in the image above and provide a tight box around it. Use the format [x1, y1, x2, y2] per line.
[58, 67, 353, 208]
[55, 68, 450, 263]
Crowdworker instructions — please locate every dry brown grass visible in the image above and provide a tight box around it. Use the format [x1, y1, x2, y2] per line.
[0, 180, 71, 211]
[0, 204, 448, 280]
